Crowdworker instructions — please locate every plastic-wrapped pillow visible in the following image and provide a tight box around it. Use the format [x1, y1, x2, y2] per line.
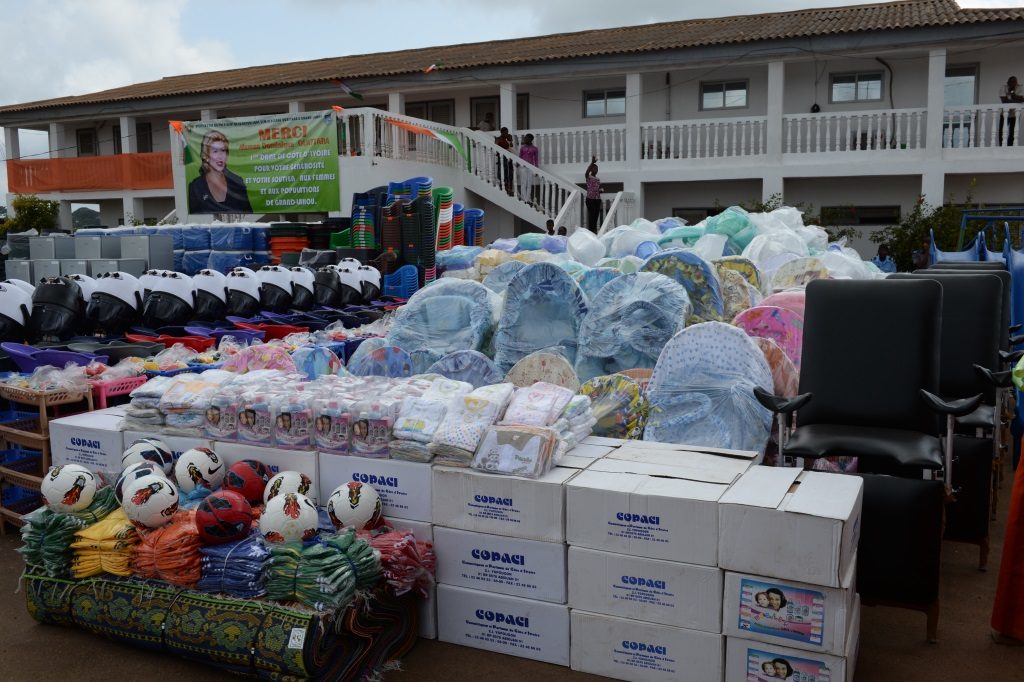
[794, 225, 829, 254]
[436, 245, 484, 273]
[611, 229, 656, 259]
[718, 268, 756, 321]
[517, 233, 546, 251]
[543, 235, 567, 254]
[742, 231, 809, 269]
[483, 261, 526, 294]
[655, 217, 687, 233]
[476, 249, 512, 276]
[494, 263, 588, 372]
[387, 279, 497, 355]
[575, 272, 690, 381]
[760, 290, 806, 318]
[617, 256, 644, 274]
[491, 238, 519, 253]
[427, 350, 505, 389]
[643, 321, 772, 453]
[752, 336, 799, 398]
[641, 248, 724, 323]
[568, 229, 606, 266]
[505, 351, 580, 391]
[770, 257, 830, 291]
[691, 233, 730, 261]
[658, 225, 705, 249]
[714, 256, 764, 293]
[704, 206, 757, 253]
[291, 345, 343, 380]
[349, 346, 413, 378]
[577, 267, 621, 303]
[732, 305, 804, 370]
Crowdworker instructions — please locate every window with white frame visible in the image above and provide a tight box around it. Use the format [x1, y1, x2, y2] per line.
[584, 89, 626, 118]
[700, 81, 749, 110]
[830, 72, 883, 103]
[76, 128, 97, 156]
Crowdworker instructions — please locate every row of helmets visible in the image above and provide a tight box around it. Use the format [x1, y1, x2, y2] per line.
[312, 259, 382, 309]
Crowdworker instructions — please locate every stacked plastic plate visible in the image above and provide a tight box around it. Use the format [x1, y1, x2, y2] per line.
[413, 176, 433, 201]
[433, 187, 454, 253]
[465, 208, 485, 247]
[452, 203, 465, 248]
[419, 197, 437, 285]
[351, 205, 376, 249]
[381, 201, 404, 256]
[401, 202, 421, 264]
[269, 223, 309, 264]
[388, 180, 413, 203]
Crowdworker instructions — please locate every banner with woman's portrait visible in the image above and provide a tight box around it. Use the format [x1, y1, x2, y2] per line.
[179, 111, 340, 214]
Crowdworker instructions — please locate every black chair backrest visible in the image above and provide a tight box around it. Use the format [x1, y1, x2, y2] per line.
[932, 260, 1007, 270]
[891, 273, 1001, 403]
[919, 269, 1010, 351]
[798, 279, 941, 434]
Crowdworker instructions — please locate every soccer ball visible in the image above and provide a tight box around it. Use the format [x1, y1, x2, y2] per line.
[174, 447, 226, 494]
[115, 461, 167, 504]
[222, 460, 274, 505]
[195, 490, 253, 544]
[326, 481, 382, 531]
[122, 474, 179, 529]
[263, 470, 314, 504]
[259, 492, 319, 543]
[121, 438, 174, 475]
[41, 464, 97, 513]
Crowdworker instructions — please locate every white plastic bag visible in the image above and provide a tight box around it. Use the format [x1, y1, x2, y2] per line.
[567, 228, 606, 266]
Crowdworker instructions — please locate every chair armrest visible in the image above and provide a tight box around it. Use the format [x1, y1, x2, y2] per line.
[920, 389, 983, 417]
[1010, 323, 1022, 335]
[999, 350, 1024, 364]
[753, 386, 812, 414]
[1010, 333, 1024, 346]
[974, 364, 1014, 389]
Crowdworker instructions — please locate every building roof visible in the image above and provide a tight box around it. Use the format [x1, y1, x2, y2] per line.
[2, 0, 1021, 115]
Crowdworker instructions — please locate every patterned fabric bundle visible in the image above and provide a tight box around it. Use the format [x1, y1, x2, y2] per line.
[266, 529, 381, 611]
[360, 529, 436, 598]
[471, 425, 560, 478]
[580, 374, 648, 439]
[429, 382, 515, 466]
[133, 513, 204, 587]
[554, 395, 596, 449]
[197, 533, 272, 599]
[70, 508, 139, 578]
[19, 487, 120, 578]
[501, 382, 574, 427]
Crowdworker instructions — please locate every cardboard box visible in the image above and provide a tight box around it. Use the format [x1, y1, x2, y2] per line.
[568, 547, 723, 632]
[124, 431, 211, 465]
[570, 610, 724, 682]
[566, 451, 752, 565]
[582, 435, 628, 447]
[719, 467, 863, 587]
[435, 527, 567, 603]
[437, 584, 569, 666]
[723, 564, 857, 656]
[724, 597, 860, 682]
[432, 465, 578, 542]
[318, 453, 431, 522]
[383, 516, 433, 543]
[50, 408, 126, 477]
[216, 441, 319, 503]
[559, 442, 612, 470]
[59, 259, 89, 276]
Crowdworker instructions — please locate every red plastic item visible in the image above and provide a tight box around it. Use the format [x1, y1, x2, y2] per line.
[231, 322, 309, 341]
[125, 334, 216, 352]
[90, 375, 147, 409]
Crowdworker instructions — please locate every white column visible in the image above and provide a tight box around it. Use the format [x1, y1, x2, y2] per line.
[57, 200, 73, 230]
[3, 127, 20, 160]
[624, 73, 644, 205]
[499, 83, 517, 131]
[118, 115, 137, 154]
[123, 196, 144, 225]
[288, 101, 305, 114]
[387, 92, 405, 115]
[48, 122, 66, 158]
[766, 62, 785, 160]
[200, 109, 217, 121]
[921, 172, 945, 205]
[925, 49, 946, 159]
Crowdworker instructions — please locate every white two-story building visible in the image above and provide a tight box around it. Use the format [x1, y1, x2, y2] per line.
[2, 0, 1023, 247]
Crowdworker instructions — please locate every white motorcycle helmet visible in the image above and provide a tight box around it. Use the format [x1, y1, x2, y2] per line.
[257, 265, 294, 313]
[290, 267, 315, 311]
[334, 264, 363, 306]
[4, 279, 35, 297]
[225, 268, 262, 318]
[141, 271, 196, 328]
[193, 269, 228, 321]
[140, 269, 174, 298]
[0, 281, 33, 341]
[66, 274, 98, 302]
[86, 272, 142, 336]
[357, 265, 381, 302]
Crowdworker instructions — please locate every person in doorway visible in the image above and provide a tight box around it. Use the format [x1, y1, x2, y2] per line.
[518, 133, 540, 207]
[999, 76, 1024, 146]
[585, 157, 602, 232]
[872, 244, 897, 273]
[911, 237, 931, 270]
[188, 130, 253, 214]
[545, 219, 555, 235]
[477, 112, 495, 132]
[495, 127, 515, 195]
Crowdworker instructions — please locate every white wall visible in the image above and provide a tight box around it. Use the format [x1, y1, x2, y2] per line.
[783, 56, 930, 114]
[643, 179, 763, 218]
[528, 76, 626, 130]
[947, 172, 1024, 204]
[142, 196, 176, 223]
[98, 198, 123, 227]
[663, 65, 769, 120]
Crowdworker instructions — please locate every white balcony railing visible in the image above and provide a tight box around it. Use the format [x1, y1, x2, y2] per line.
[516, 124, 626, 167]
[943, 105, 1024, 148]
[598, 191, 639, 235]
[642, 117, 768, 160]
[783, 108, 926, 154]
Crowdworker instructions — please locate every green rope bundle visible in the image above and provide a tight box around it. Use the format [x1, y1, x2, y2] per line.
[18, 487, 120, 577]
[324, 529, 382, 590]
[266, 529, 381, 612]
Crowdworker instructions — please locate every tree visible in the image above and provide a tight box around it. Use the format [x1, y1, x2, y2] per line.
[5, 194, 60, 234]
[869, 187, 975, 272]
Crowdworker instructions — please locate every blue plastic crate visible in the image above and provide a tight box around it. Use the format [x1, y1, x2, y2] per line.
[1, 483, 42, 512]
[0, 447, 42, 473]
[0, 408, 37, 427]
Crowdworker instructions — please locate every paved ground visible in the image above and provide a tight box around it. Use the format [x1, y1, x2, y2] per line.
[2, 464, 1024, 681]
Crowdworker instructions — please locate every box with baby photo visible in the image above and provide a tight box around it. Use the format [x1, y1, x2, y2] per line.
[724, 562, 856, 656]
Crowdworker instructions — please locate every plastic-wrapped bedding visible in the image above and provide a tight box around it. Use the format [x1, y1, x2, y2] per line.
[731, 305, 804, 371]
[714, 256, 764, 293]
[349, 346, 413, 378]
[577, 267, 621, 302]
[770, 256, 830, 291]
[752, 336, 799, 398]
[505, 351, 581, 391]
[644, 321, 772, 453]
[482, 261, 525, 293]
[760, 289, 805, 318]
[387, 279, 498, 356]
[580, 374, 648, 439]
[574, 272, 690, 381]
[346, 336, 387, 369]
[427, 350, 505, 388]
[640, 249, 724, 323]
[718, 268, 759, 321]
[493, 262, 588, 372]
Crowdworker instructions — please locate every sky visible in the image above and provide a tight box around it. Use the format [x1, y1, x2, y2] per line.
[1, 0, 1022, 203]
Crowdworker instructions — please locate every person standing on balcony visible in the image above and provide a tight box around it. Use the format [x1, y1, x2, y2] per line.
[496, 127, 515, 195]
[999, 76, 1024, 146]
[188, 130, 253, 214]
[585, 158, 602, 232]
[477, 112, 495, 132]
[518, 134, 540, 208]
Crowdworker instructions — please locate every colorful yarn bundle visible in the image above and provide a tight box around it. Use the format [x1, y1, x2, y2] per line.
[197, 533, 272, 598]
[19, 487, 120, 578]
[133, 513, 204, 587]
[70, 508, 139, 578]
[360, 529, 436, 598]
[266, 529, 380, 611]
